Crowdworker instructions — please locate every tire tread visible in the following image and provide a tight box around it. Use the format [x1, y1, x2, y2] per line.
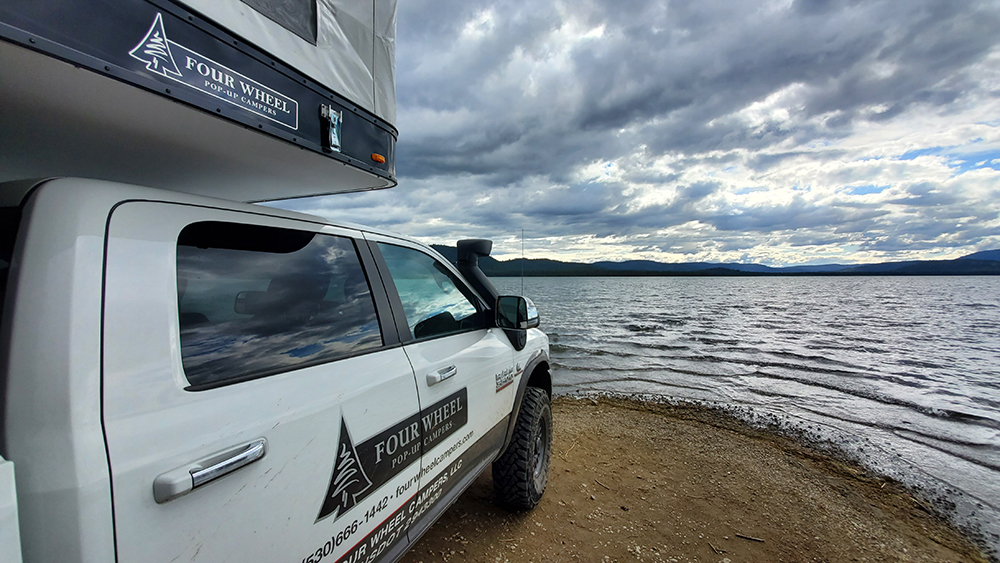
[493, 387, 551, 510]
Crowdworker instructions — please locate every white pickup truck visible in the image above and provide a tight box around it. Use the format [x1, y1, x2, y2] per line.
[0, 2, 552, 562]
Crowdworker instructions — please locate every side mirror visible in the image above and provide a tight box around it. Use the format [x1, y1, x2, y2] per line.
[496, 296, 540, 330]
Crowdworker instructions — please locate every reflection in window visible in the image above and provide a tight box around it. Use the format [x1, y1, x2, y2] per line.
[378, 243, 481, 340]
[177, 222, 382, 388]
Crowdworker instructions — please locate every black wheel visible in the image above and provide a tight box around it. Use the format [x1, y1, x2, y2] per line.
[493, 386, 552, 510]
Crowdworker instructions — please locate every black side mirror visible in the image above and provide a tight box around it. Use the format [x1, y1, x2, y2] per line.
[496, 296, 540, 330]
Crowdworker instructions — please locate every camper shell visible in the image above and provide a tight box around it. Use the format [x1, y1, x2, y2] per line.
[0, 0, 397, 201]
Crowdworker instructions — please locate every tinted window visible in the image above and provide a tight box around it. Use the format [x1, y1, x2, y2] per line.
[177, 222, 381, 388]
[378, 243, 482, 340]
[0, 207, 21, 322]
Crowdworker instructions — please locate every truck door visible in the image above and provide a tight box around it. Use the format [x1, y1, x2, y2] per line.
[101, 202, 422, 563]
[366, 239, 517, 536]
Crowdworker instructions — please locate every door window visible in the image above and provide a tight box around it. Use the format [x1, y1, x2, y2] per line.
[176, 222, 382, 388]
[377, 243, 483, 340]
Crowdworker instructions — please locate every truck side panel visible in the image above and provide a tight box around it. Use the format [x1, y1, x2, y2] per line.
[0, 456, 23, 562]
[1, 181, 117, 561]
[101, 200, 423, 562]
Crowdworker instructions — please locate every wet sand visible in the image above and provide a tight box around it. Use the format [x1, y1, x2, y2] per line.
[400, 396, 988, 563]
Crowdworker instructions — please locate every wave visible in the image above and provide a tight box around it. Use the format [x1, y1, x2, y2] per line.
[894, 430, 1000, 475]
[569, 376, 715, 394]
[625, 323, 661, 333]
[555, 356, 1000, 434]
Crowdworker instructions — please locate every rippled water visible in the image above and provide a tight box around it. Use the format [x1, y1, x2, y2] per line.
[494, 276, 1000, 555]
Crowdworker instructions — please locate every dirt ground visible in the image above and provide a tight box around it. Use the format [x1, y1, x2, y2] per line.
[400, 396, 988, 563]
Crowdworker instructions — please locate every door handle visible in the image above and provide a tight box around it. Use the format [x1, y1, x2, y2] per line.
[427, 365, 457, 386]
[153, 438, 267, 503]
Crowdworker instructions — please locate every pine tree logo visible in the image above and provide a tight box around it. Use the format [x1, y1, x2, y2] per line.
[317, 417, 374, 522]
[129, 13, 182, 78]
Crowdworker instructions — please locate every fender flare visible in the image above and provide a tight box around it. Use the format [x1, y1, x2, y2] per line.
[498, 349, 551, 456]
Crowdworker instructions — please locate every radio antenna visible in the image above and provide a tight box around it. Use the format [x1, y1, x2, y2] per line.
[521, 228, 525, 295]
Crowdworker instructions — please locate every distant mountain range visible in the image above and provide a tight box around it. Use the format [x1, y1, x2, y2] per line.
[432, 246, 1000, 277]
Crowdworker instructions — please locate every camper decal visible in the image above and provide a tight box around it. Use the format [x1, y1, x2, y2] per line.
[129, 13, 182, 78]
[130, 13, 300, 130]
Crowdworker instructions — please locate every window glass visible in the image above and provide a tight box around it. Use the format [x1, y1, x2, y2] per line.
[177, 222, 381, 388]
[0, 207, 21, 322]
[378, 243, 482, 340]
[241, 0, 317, 44]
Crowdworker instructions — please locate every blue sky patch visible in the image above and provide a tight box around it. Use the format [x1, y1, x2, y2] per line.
[734, 186, 768, 195]
[899, 146, 951, 160]
[949, 149, 1000, 173]
[844, 184, 889, 195]
[896, 145, 1000, 174]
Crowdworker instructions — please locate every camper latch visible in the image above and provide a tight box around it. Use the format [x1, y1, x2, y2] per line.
[319, 105, 343, 153]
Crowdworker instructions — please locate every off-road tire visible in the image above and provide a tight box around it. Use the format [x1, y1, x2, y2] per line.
[493, 386, 552, 510]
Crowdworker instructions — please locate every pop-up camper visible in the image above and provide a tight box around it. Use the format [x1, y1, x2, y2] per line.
[0, 0, 397, 201]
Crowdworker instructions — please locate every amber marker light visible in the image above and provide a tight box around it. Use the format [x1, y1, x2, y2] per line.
[371, 153, 386, 163]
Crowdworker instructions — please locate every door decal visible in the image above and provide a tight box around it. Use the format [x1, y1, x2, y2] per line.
[316, 389, 468, 523]
[316, 418, 374, 521]
[419, 388, 467, 451]
[302, 436, 478, 563]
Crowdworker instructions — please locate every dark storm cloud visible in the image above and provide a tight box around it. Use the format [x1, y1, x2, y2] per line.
[394, 0, 1000, 183]
[784, 232, 854, 248]
[887, 182, 960, 207]
[709, 195, 845, 232]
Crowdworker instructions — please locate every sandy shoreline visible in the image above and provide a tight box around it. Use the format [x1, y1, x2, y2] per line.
[400, 396, 988, 563]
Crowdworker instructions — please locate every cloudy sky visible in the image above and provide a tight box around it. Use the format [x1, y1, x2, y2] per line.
[279, 0, 1000, 266]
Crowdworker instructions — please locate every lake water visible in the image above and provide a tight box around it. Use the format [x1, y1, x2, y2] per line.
[493, 276, 1000, 555]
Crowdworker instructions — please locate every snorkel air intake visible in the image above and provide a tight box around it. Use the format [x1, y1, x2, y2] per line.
[457, 239, 499, 306]
[459, 238, 530, 351]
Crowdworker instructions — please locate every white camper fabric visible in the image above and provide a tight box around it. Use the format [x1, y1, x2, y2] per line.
[178, 0, 397, 124]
